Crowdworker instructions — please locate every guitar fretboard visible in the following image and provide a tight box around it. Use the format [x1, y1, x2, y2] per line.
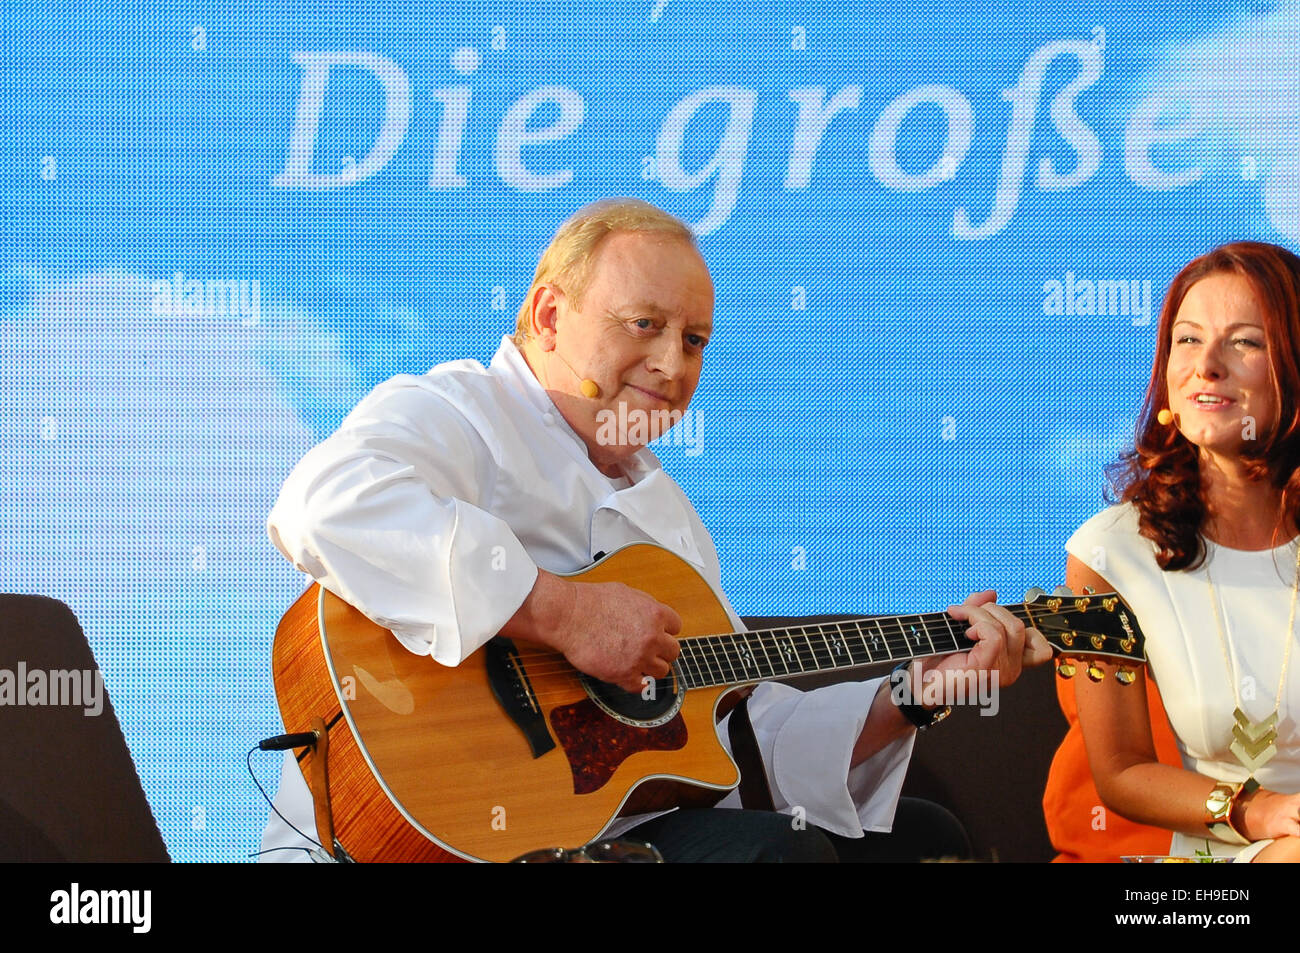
[675, 606, 1040, 689]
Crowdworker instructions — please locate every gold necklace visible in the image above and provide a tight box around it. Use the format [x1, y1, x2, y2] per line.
[1205, 541, 1300, 776]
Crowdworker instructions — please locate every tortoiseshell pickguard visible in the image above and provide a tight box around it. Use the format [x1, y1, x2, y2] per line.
[549, 700, 687, 794]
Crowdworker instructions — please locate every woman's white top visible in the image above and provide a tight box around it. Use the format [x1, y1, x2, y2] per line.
[1068, 503, 1300, 860]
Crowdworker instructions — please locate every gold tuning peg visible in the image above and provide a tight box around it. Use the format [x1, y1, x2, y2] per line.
[1059, 632, 1075, 647]
[1102, 597, 1117, 612]
[1087, 663, 1106, 682]
[1119, 636, 1135, 653]
[1116, 667, 1136, 685]
[1056, 660, 1077, 679]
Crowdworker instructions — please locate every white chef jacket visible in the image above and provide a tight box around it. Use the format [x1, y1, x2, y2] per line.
[259, 336, 915, 861]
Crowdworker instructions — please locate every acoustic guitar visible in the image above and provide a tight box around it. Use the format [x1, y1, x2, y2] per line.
[271, 542, 1146, 862]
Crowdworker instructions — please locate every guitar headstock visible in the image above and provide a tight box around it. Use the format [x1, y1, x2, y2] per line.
[1022, 586, 1146, 685]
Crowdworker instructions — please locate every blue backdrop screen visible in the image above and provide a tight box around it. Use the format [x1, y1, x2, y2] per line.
[1, 0, 1292, 860]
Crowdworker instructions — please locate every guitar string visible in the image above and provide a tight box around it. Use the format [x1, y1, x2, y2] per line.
[512, 626, 968, 700]
[505, 608, 1135, 697]
[509, 624, 961, 671]
[508, 603, 1122, 669]
[510, 637, 1127, 685]
[510, 629, 1116, 678]
[517, 634, 1041, 701]
[512, 640, 1132, 691]
[516, 639, 1139, 701]
[507, 601, 1106, 648]
[508, 604, 1040, 664]
[508, 616, 971, 677]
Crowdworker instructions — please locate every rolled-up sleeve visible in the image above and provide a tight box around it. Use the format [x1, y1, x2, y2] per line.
[267, 382, 539, 665]
[715, 678, 915, 838]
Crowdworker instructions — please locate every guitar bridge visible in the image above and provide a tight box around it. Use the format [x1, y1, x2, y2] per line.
[484, 637, 556, 759]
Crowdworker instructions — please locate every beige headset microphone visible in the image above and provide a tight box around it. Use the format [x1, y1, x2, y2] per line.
[553, 350, 600, 398]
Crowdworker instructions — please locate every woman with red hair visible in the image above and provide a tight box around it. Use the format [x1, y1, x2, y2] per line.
[1063, 241, 1300, 862]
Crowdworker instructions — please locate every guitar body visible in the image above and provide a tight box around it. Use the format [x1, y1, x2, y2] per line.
[272, 544, 742, 863]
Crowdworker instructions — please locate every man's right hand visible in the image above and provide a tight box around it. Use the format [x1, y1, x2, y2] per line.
[500, 569, 682, 694]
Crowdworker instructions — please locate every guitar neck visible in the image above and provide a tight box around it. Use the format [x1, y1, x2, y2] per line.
[674, 606, 1041, 690]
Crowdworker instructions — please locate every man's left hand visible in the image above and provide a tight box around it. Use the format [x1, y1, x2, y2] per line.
[916, 590, 1053, 689]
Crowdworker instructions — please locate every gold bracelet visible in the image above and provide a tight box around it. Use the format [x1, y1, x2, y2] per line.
[1227, 777, 1260, 843]
[1204, 778, 1259, 846]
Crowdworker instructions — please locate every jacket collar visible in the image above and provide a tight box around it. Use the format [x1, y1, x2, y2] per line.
[489, 335, 662, 483]
[490, 337, 700, 566]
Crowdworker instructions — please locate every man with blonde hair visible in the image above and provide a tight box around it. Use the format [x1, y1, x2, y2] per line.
[511, 198, 697, 348]
[261, 197, 1049, 861]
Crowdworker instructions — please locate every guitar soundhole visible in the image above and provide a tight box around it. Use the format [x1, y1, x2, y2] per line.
[580, 665, 683, 727]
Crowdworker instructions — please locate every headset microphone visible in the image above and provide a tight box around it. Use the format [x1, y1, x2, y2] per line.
[554, 351, 600, 398]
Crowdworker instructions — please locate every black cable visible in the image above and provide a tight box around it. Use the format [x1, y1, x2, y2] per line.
[247, 844, 317, 860]
[245, 745, 324, 853]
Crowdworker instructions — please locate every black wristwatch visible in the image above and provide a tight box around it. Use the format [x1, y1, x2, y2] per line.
[888, 661, 952, 730]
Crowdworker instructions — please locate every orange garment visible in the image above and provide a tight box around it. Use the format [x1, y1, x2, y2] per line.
[1043, 673, 1184, 862]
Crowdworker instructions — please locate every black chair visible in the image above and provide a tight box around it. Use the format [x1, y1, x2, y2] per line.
[0, 595, 169, 861]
